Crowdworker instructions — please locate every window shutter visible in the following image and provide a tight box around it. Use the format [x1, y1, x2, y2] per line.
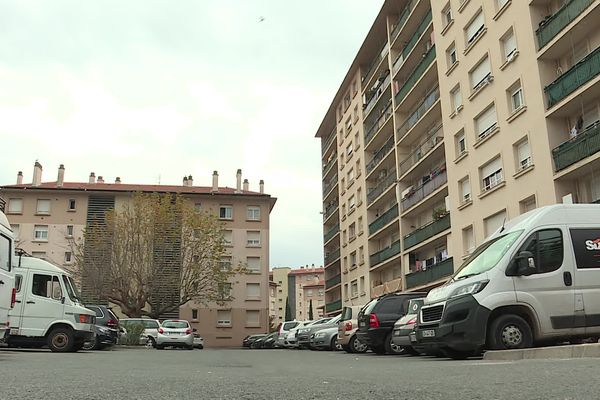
[247, 283, 260, 298]
[503, 32, 516, 57]
[517, 141, 530, 163]
[482, 157, 502, 178]
[470, 57, 491, 88]
[484, 210, 507, 237]
[466, 12, 485, 42]
[461, 179, 471, 199]
[476, 105, 497, 135]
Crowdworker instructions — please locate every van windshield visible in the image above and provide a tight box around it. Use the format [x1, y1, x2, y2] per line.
[62, 275, 82, 302]
[454, 230, 523, 280]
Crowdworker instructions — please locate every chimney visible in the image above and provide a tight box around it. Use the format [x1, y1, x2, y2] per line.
[32, 161, 42, 186]
[243, 179, 249, 191]
[235, 169, 242, 193]
[115, 177, 121, 184]
[16, 171, 23, 185]
[89, 172, 96, 184]
[259, 179, 264, 194]
[188, 175, 193, 187]
[57, 164, 65, 187]
[183, 176, 188, 186]
[97, 176, 104, 184]
[212, 171, 218, 192]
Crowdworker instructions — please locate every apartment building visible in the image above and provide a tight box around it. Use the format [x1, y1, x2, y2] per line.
[0, 162, 276, 347]
[269, 266, 325, 325]
[316, 0, 600, 312]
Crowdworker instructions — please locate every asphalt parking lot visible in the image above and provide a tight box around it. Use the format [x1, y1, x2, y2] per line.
[1, 347, 599, 399]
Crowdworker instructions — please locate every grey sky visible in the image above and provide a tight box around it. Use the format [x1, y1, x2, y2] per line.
[0, 0, 384, 268]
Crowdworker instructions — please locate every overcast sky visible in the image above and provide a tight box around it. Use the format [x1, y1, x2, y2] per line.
[0, 0, 383, 268]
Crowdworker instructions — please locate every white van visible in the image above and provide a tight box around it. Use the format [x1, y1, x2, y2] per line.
[8, 255, 96, 352]
[0, 209, 15, 340]
[416, 204, 600, 359]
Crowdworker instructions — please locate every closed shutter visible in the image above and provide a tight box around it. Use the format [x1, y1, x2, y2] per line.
[466, 12, 485, 43]
[482, 157, 502, 178]
[503, 31, 516, 58]
[517, 141, 530, 164]
[470, 57, 491, 88]
[37, 199, 51, 214]
[247, 256, 261, 272]
[461, 178, 471, 200]
[484, 210, 507, 237]
[476, 105, 497, 135]
[452, 88, 462, 110]
[247, 283, 260, 298]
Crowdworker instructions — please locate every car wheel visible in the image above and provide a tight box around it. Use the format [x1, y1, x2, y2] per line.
[146, 337, 156, 348]
[82, 335, 97, 351]
[441, 348, 474, 360]
[487, 314, 533, 350]
[349, 335, 367, 353]
[198, 344, 204, 350]
[47, 327, 75, 353]
[384, 333, 403, 355]
[330, 336, 341, 351]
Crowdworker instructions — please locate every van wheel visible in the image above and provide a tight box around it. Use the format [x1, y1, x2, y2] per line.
[488, 314, 533, 350]
[47, 327, 75, 352]
[349, 336, 368, 353]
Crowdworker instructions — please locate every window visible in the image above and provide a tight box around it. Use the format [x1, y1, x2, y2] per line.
[447, 42, 457, 67]
[520, 195, 536, 214]
[481, 156, 503, 191]
[345, 117, 352, 134]
[353, 105, 359, 123]
[217, 310, 232, 326]
[357, 187, 362, 205]
[194, 203, 202, 212]
[516, 229, 563, 274]
[219, 205, 233, 220]
[497, 0, 509, 9]
[33, 225, 49, 241]
[68, 199, 76, 211]
[463, 225, 475, 254]
[10, 224, 20, 241]
[350, 251, 357, 268]
[344, 284, 349, 300]
[246, 256, 261, 273]
[450, 85, 462, 113]
[465, 10, 485, 44]
[508, 81, 524, 112]
[343, 256, 348, 271]
[442, 3, 453, 28]
[484, 210, 507, 238]
[355, 159, 361, 177]
[7, 198, 23, 214]
[358, 216, 364, 234]
[501, 28, 517, 60]
[350, 280, 358, 298]
[354, 132, 360, 150]
[219, 283, 232, 299]
[192, 309, 198, 320]
[31, 251, 47, 260]
[36, 199, 51, 215]
[359, 246, 365, 264]
[246, 283, 260, 299]
[247, 206, 260, 221]
[341, 178, 346, 192]
[32, 274, 62, 300]
[222, 230, 233, 246]
[66, 225, 74, 238]
[219, 256, 232, 271]
[349, 222, 356, 240]
[348, 195, 356, 212]
[455, 130, 466, 156]
[64, 252, 72, 263]
[347, 169, 355, 186]
[359, 276, 365, 295]
[470, 56, 491, 90]
[246, 310, 260, 327]
[342, 229, 347, 245]
[516, 139, 532, 170]
[460, 177, 471, 204]
[346, 143, 353, 159]
[15, 275, 22, 292]
[0, 235, 10, 272]
[246, 230, 261, 247]
[475, 104, 497, 139]
[307, 289, 313, 297]
[318, 289, 324, 296]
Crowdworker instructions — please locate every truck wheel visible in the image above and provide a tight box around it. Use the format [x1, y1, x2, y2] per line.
[349, 336, 367, 353]
[47, 327, 75, 352]
[488, 314, 533, 350]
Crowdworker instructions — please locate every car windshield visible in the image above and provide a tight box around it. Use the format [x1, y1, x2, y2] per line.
[162, 321, 188, 329]
[454, 230, 523, 280]
[282, 322, 298, 330]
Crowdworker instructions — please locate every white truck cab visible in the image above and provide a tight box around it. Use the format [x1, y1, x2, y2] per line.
[0, 208, 15, 340]
[416, 204, 600, 359]
[8, 255, 96, 352]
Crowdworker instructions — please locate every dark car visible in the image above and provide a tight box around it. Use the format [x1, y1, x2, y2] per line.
[356, 292, 426, 355]
[250, 332, 278, 349]
[243, 334, 267, 348]
[83, 305, 120, 350]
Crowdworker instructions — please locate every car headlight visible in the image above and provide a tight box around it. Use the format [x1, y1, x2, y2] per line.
[315, 332, 326, 338]
[449, 280, 489, 299]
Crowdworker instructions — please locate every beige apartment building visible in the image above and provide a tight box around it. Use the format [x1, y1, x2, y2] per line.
[269, 266, 325, 325]
[0, 162, 276, 347]
[317, 0, 600, 314]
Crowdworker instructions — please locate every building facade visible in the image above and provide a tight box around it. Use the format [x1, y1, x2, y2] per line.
[1, 162, 276, 347]
[269, 266, 325, 325]
[316, 0, 600, 314]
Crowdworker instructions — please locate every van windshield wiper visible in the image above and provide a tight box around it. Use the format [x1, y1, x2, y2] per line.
[455, 273, 479, 281]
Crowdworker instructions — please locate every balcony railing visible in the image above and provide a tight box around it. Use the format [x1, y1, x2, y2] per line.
[402, 9, 432, 61]
[325, 248, 341, 265]
[396, 86, 440, 139]
[364, 100, 393, 145]
[403, 213, 451, 250]
[390, 0, 418, 43]
[324, 224, 340, 243]
[366, 135, 395, 174]
[367, 170, 397, 205]
[323, 201, 339, 220]
[401, 169, 447, 212]
[371, 277, 403, 298]
[370, 240, 401, 267]
[394, 45, 436, 106]
[545, 45, 600, 108]
[321, 129, 336, 155]
[398, 124, 443, 177]
[368, 204, 399, 236]
[406, 257, 454, 289]
[0, 198, 5, 213]
[536, 0, 594, 50]
[325, 299, 342, 313]
[364, 72, 392, 118]
[325, 274, 341, 288]
[322, 155, 337, 176]
[552, 121, 600, 171]
[323, 174, 338, 196]
[362, 42, 390, 85]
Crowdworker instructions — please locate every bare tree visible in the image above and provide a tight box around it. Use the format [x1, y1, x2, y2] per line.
[72, 192, 241, 318]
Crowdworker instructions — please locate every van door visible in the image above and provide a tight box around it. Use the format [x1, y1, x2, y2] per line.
[569, 228, 600, 335]
[20, 273, 65, 337]
[0, 233, 13, 333]
[511, 228, 582, 337]
[9, 273, 25, 335]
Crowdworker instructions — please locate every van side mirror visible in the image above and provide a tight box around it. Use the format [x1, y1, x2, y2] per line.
[515, 251, 536, 276]
[61, 297, 65, 304]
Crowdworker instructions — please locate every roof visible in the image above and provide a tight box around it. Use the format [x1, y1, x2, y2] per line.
[288, 268, 324, 276]
[14, 256, 68, 275]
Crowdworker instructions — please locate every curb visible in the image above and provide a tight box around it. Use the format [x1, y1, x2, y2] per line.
[483, 343, 600, 361]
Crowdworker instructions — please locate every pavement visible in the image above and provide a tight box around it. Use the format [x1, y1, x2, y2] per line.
[484, 342, 600, 361]
[1, 346, 600, 399]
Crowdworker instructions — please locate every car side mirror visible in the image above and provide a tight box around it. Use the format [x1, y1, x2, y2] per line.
[515, 251, 536, 276]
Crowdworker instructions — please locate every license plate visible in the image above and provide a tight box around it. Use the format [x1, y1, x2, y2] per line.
[359, 321, 366, 327]
[10, 328, 18, 335]
[409, 333, 417, 342]
[393, 330, 400, 336]
[422, 329, 435, 338]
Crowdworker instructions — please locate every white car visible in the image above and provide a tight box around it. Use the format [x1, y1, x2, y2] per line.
[193, 333, 204, 349]
[156, 319, 194, 350]
[284, 321, 314, 348]
[120, 318, 160, 346]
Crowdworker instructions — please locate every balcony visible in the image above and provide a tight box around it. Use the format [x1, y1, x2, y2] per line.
[364, 100, 393, 145]
[396, 86, 440, 140]
[367, 170, 397, 205]
[366, 135, 395, 175]
[324, 224, 340, 243]
[403, 213, 451, 250]
[398, 124, 443, 177]
[323, 201, 339, 221]
[325, 299, 342, 313]
[325, 248, 341, 266]
[370, 240, 401, 267]
[364, 72, 392, 118]
[0, 198, 5, 213]
[395, 45, 436, 107]
[406, 257, 454, 289]
[552, 121, 600, 171]
[325, 274, 341, 288]
[362, 42, 389, 86]
[322, 129, 336, 155]
[401, 9, 432, 62]
[371, 277, 403, 298]
[322, 155, 337, 177]
[368, 204, 399, 236]
[390, 0, 418, 43]
[401, 169, 447, 212]
[536, 0, 594, 50]
[545, 45, 600, 108]
[323, 174, 338, 197]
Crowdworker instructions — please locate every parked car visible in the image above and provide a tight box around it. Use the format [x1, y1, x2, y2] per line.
[310, 326, 342, 351]
[284, 321, 314, 348]
[391, 298, 424, 355]
[261, 332, 279, 349]
[193, 333, 204, 349]
[120, 318, 161, 346]
[83, 304, 120, 350]
[297, 316, 338, 348]
[338, 305, 368, 353]
[243, 334, 267, 348]
[357, 292, 426, 355]
[156, 319, 194, 350]
[250, 332, 278, 349]
[276, 320, 300, 347]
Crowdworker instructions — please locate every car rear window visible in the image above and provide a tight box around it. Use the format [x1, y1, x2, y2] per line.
[107, 309, 119, 321]
[283, 322, 298, 330]
[362, 299, 378, 315]
[87, 306, 103, 318]
[376, 298, 403, 314]
[162, 321, 188, 329]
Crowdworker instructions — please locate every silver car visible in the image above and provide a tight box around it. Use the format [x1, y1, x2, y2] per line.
[310, 326, 342, 351]
[156, 320, 194, 350]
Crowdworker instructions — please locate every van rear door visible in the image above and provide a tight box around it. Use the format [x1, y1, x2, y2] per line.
[0, 233, 13, 335]
[569, 228, 600, 335]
